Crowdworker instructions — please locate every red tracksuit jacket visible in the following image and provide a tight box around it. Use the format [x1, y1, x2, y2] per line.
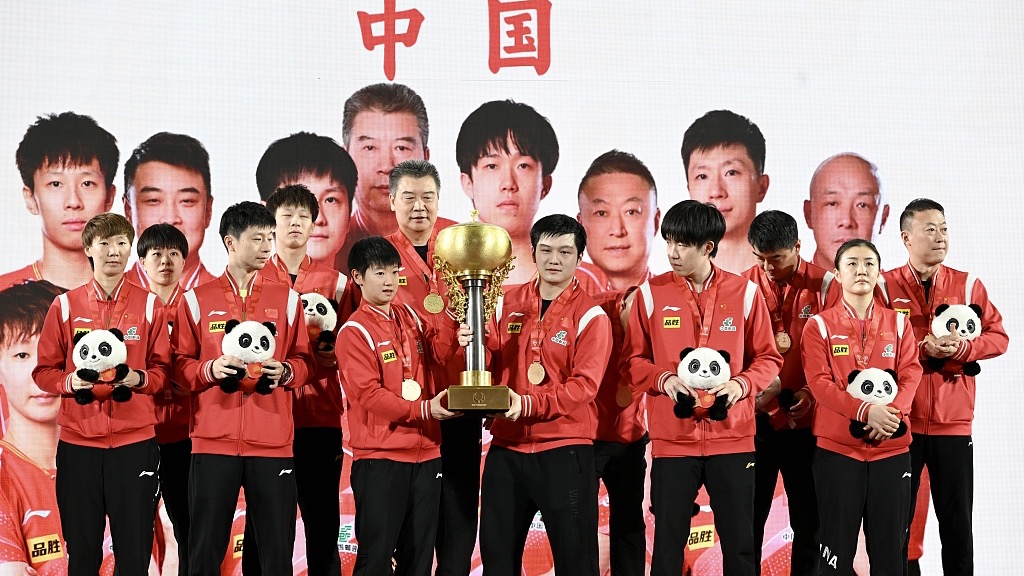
[742, 259, 841, 430]
[386, 229, 467, 392]
[484, 279, 613, 453]
[34, 278, 170, 448]
[801, 299, 922, 461]
[337, 301, 460, 462]
[621, 267, 783, 458]
[592, 289, 647, 444]
[260, 254, 356, 429]
[877, 264, 1008, 435]
[172, 272, 313, 457]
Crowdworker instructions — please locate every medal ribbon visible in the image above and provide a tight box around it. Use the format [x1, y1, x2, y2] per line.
[839, 298, 880, 369]
[270, 254, 312, 291]
[88, 278, 131, 330]
[388, 308, 417, 381]
[218, 273, 264, 321]
[902, 264, 943, 325]
[678, 270, 719, 348]
[759, 269, 800, 335]
[395, 232, 441, 297]
[530, 278, 577, 367]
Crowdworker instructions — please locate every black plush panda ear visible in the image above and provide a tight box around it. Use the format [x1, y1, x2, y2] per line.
[718, 350, 731, 364]
[263, 321, 277, 336]
[885, 369, 898, 381]
[225, 319, 240, 334]
[680, 347, 695, 361]
[848, 370, 861, 384]
[328, 298, 339, 312]
[935, 304, 950, 316]
[73, 331, 89, 345]
[969, 304, 983, 318]
[108, 328, 125, 342]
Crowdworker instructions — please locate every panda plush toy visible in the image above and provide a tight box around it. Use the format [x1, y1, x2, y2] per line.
[71, 328, 132, 405]
[219, 319, 277, 395]
[928, 303, 983, 376]
[301, 292, 339, 355]
[674, 347, 731, 421]
[846, 367, 907, 440]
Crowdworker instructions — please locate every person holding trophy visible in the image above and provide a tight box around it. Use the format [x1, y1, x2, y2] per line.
[471, 214, 613, 576]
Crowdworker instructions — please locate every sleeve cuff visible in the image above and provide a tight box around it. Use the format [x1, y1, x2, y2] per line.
[64, 373, 75, 394]
[656, 371, 673, 394]
[521, 394, 534, 418]
[952, 339, 970, 361]
[420, 400, 431, 421]
[855, 401, 871, 423]
[734, 376, 750, 399]
[202, 360, 216, 384]
[134, 369, 147, 389]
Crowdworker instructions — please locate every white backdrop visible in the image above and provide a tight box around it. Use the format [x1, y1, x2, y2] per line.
[1, 1, 1021, 573]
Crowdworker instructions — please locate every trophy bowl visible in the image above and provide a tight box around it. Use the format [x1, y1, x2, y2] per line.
[433, 212, 515, 412]
[434, 220, 513, 281]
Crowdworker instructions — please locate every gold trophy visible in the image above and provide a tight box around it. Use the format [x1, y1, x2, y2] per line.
[433, 210, 515, 411]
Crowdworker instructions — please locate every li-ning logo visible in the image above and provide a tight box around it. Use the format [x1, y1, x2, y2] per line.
[719, 317, 737, 332]
[124, 326, 141, 341]
[550, 330, 568, 346]
[507, 322, 523, 333]
[799, 304, 813, 318]
[398, 276, 408, 286]
[882, 343, 896, 358]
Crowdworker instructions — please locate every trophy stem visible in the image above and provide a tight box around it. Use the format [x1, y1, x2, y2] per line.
[464, 279, 486, 374]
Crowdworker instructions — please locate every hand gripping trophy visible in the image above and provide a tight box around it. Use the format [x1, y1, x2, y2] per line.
[433, 210, 515, 411]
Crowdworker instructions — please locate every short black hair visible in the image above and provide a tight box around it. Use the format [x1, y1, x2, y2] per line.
[342, 83, 429, 147]
[456, 100, 559, 178]
[899, 198, 945, 232]
[348, 236, 402, 277]
[255, 132, 357, 205]
[578, 149, 657, 199]
[389, 159, 441, 196]
[137, 223, 189, 260]
[661, 200, 726, 258]
[834, 239, 881, 270]
[218, 201, 275, 249]
[530, 214, 587, 255]
[124, 132, 211, 197]
[747, 210, 798, 253]
[16, 112, 119, 189]
[681, 110, 766, 176]
[0, 281, 64, 349]
[265, 184, 320, 222]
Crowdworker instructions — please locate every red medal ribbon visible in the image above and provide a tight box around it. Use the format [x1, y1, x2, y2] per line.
[676, 269, 719, 348]
[839, 298, 880, 369]
[88, 277, 131, 330]
[269, 254, 312, 292]
[218, 273, 264, 321]
[392, 231, 442, 297]
[389, 308, 417, 381]
[902, 264, 943, 325]
[757, 266, 800, 335]
[530, 278, 577, 367]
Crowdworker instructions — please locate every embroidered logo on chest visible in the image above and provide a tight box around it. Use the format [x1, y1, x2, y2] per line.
[881, 343, 896, 358]
[719, 317, 737, 332]
[550, 330, 568, 346]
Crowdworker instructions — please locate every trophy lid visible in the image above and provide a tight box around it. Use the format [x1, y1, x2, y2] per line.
[434, 210, 513, 274]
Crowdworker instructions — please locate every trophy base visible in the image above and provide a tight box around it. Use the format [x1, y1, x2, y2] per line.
[448, 371, 510, 413]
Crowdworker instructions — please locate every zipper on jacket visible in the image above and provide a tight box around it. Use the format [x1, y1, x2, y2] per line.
[237, 393, 245, 456]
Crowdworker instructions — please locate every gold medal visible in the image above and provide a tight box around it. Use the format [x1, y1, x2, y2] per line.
[775, 331, 792, 354]
[527, 361, 546, 385]
[401, 379, 422, 401]
[423, 293, 444, 314]
[615, 385, 633, 408]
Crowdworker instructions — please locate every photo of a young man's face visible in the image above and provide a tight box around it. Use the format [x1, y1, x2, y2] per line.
[461, 141, 550, 237]
[685, 144, 767, 235]
[23, 159, 116, 251]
